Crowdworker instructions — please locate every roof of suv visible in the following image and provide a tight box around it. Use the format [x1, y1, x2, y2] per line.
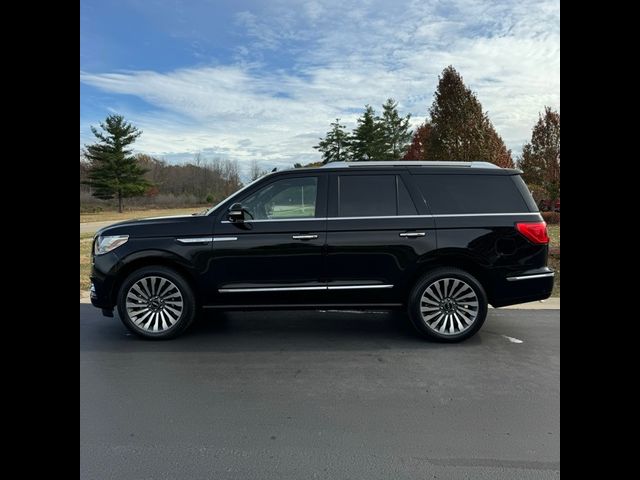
[323, 160, 499, 168]
[282, 161, 521, 175]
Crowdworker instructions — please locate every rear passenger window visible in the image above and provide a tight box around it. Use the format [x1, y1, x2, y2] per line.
[338, 175, 418, 217]
[413, 174, 528, 214]
[339, 175, 396, 217]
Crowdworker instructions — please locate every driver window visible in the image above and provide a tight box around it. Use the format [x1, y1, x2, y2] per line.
[241, 177, 318, 220]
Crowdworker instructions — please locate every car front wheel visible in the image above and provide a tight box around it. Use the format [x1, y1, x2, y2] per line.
[116, 265, 197, 339]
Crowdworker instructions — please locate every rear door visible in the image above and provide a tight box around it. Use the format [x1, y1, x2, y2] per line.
[325, 170, 436, 305]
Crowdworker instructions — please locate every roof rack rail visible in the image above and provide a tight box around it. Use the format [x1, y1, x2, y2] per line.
[322, 161, 500, 169]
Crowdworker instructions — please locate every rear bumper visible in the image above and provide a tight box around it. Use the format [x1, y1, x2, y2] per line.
[490, 267, 555, 308]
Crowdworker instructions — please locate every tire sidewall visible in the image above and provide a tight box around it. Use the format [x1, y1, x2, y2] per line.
[117, 266, 196, 339]
[409, 269, 488, 342]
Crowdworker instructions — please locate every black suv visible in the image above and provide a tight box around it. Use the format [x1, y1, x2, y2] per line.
[90, 161, 554, 341]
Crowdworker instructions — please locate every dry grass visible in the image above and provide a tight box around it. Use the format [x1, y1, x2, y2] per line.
[80, 233, 94, 292]
[547, 224, 560, 249]
[80, 207, 208, 223]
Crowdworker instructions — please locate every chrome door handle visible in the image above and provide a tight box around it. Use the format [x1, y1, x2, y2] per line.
[292, 234, 318, 240]
[399, 232, 426, 238]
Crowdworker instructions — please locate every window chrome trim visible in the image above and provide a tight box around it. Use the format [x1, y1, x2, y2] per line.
[506, 272, 555, 282]
[218, 284, 394, 293]
[213, 237, 238, 242]
[220, 212, 540, 223]
[176, 237, 213, 244]
[221, 217, 321, 224]
[327, 215, 426, 221]
[431, 212, 541, 218]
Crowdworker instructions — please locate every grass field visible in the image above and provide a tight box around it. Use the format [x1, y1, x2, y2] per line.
[80, 233, 94, 291]
[548, 224, 560, 249]
[80, 207, 208, 223]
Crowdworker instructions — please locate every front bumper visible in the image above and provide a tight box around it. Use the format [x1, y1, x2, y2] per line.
[89, 249, 120, 310]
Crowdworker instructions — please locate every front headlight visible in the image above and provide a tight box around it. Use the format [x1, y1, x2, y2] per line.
[94, 235, 129, 255]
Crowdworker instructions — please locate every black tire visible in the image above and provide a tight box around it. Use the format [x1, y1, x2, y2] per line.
[408, 267, 488, 342]
[116, 265, 197, 340]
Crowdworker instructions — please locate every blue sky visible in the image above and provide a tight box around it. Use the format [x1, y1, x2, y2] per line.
[80, 0, 560, 172]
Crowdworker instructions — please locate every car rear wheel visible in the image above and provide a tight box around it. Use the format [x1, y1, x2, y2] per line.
[117, 265, 197, 339]
[408, 268, 488, 342]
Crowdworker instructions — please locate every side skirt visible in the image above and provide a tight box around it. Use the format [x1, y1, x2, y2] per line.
[202, 303, 404, 311]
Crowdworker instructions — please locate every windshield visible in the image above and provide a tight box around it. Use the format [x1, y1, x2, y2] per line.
[204, 172, 277, 216]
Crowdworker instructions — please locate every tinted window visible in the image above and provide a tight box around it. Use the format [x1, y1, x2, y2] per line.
[339, 175, 396, 217]
[242, 177, 317, 219]
[398, 177, 418, 215]
[413, 174, 528, 214]
[512, 175, 538, 212]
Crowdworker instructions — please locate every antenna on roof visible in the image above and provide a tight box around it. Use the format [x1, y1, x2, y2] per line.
[271, 167, 277, 172]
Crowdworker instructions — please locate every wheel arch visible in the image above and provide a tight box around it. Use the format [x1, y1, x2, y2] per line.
[109, 251, 198, 306]
[408, 249, 494, 303]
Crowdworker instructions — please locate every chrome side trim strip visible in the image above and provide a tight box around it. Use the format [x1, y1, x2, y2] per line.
[176, 237, 213, 244]
[327, 284, 394, 290]
[219, 286, 327, 293]
[431, 212, 541, 218]
[218, 284, 395, 293]
[220, 213, 539, 223]
[213, 237, 238, 242]
[506, 272, 555, 282]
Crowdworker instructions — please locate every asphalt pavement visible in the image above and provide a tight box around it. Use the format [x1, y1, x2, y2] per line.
[80, 305, 560, 480]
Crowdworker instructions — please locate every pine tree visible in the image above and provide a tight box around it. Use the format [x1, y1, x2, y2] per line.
[313, 119, 350, 164]
[518, 107, 560, 204]
[426, 66, 513, 167]
[84, 114, 150, 212]
[403, 122, 433, 160]
[349, 105, 386, 161]
[380, 98, 413, 159]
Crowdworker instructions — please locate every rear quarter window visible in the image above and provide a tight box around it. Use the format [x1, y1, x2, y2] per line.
[413, 174, 530, 214]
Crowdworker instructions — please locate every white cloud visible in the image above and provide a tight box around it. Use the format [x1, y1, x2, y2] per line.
[80, 0, 559, 169]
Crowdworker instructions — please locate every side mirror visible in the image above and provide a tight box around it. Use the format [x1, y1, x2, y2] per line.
[227, 203, 245, 222]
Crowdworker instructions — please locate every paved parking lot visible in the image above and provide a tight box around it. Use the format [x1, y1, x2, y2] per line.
[80, 305, 559, 479]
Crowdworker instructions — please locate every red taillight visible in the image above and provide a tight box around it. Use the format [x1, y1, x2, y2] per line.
[516, 221, 549, 244]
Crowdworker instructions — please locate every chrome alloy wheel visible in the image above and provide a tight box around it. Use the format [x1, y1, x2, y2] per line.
[420, 277, 479, 336]
[125, 276, 184, 332]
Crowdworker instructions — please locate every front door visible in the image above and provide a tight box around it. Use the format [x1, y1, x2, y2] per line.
[210, 173, 327, 306]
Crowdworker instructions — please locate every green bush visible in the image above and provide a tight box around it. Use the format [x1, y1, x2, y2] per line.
[541, 211, 560, 224]
[205, 194, 214, 203]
